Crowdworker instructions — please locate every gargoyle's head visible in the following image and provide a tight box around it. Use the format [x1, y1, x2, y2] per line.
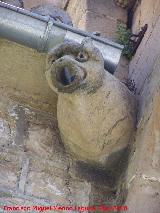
[45, 39, 105, 94]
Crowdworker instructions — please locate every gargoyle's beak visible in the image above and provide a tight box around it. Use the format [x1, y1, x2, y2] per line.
[46, 55, 86, 93]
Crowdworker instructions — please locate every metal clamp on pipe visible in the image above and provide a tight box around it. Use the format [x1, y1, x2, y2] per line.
[0, 1, 123, 74]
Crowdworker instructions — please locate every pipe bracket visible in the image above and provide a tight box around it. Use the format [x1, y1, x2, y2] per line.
[40, 17, 54, 52]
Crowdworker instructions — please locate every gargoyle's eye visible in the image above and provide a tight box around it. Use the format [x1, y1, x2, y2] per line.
[76, 51, 88, 62]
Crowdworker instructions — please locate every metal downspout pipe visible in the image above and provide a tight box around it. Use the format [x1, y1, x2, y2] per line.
[0, 1, 123, 74]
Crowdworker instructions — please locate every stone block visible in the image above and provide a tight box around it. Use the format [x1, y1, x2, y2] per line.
[67, 0, 127, 39]
[25, 170, 69, 204]
[0, 151, 22, 190]
[25, 158, 91, 206]
[84, 10, 118, 39]
[25, 124, 68, 170]
[87, 0, 126, 23]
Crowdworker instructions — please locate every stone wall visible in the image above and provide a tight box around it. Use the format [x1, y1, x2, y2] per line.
[0, 95, 119, 210]
[124, 0, 160, 212]
[67, 0, 127, 39]
[129, 0, 160, 93]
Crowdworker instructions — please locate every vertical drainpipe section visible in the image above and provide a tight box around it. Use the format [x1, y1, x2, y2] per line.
[0, 2, 123, 74]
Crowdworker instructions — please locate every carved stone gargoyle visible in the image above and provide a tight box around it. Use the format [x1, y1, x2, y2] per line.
[45, 39, 136, 165]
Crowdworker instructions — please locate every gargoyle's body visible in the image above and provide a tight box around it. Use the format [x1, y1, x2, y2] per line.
[46, 39, 136, 164]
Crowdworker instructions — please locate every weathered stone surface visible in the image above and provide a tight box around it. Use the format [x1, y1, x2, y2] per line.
[0, 196, 60, 213]
[0, 118, 12, 146]
[46, 39, 136, 165]
[67, 0, 127, 39]
[125, 176, 160, 213]
[129, 0, 160, 94]
[126, 9, 160, 212]
[0, 39, 57, 115]
[125, 35, 160, 212]
[67, 0, 87, 29]
[0, 151, 22, 190]
[23, 0, 69, 10]
[25, 170, 69, 204]
[25, 125, 60, 160]
[84, 10, 119, 39]
[0, 96, 93, 208]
